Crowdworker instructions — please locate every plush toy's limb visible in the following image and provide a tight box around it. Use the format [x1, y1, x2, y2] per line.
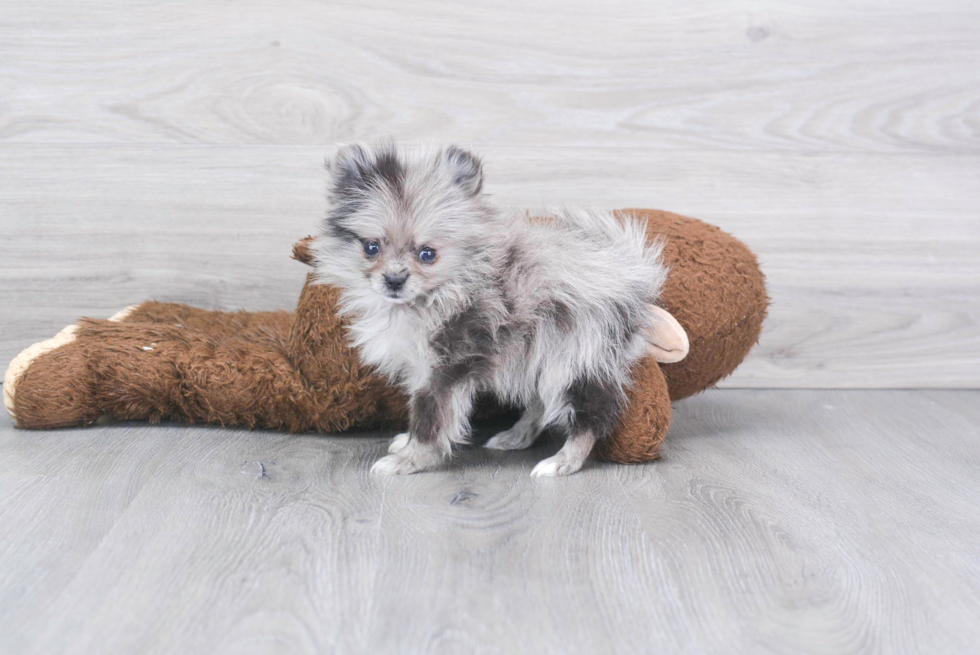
[5, 305, 143, 428]
[14, 311, 402, 433]
[73, 317, 317, 429]
[5, 310, 313, 431]
[7, 270, 408, 432]
[594, 357, 671, 463]
[621, 209, 768, 402]
[5, 326, 97, 429]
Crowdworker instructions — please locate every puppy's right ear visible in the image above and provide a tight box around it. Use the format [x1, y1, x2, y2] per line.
[326, 144, 371, 193]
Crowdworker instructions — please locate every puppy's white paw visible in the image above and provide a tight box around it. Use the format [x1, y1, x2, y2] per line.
[530, 453, 585, 478]
[371, 453, 428, 476]
[484, 427, 535, 451]
[388, 432, 410, 453]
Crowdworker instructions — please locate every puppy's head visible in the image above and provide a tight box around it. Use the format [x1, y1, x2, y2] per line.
[315, 143, 498, 309]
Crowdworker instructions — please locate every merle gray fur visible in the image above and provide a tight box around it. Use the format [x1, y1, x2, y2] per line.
[313, 143, 668, 477]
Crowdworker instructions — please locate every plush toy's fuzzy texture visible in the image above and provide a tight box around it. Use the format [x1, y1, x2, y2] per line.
[9, 283, 407, 433]
[3, 210, 767, 463]
[596, 209, 768, 461]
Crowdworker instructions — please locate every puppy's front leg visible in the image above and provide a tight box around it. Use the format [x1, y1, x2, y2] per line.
[371, 381, 475, 475]
[388, 432, 410, 452]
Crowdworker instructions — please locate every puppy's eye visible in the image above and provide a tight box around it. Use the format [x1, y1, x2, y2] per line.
[363, 240, 381, 257]
[418, 247, 437, 264]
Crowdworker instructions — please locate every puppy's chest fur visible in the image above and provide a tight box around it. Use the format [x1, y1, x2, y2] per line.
[347, 305, 438, 391]
[351, 292, 515, 395]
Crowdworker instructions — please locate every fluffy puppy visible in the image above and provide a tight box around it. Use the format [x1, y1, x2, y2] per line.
[314, 143, 668, 477]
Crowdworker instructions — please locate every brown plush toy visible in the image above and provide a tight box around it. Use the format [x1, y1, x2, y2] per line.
[3, 209, 767, 464]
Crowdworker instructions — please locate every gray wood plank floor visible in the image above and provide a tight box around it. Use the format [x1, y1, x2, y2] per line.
[1, 389, 978, 655]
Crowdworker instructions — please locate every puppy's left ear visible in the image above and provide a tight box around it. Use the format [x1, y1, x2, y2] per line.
[441, 145, 484, 197]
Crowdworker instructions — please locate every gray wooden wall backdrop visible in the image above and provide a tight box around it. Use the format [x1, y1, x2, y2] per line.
[1, 0, 978, 388]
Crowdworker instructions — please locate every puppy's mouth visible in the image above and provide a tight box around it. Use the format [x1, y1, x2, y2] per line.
[382, 292, 409, 304]
[378, 286, 413, 304]
[373, 276, 420, 305]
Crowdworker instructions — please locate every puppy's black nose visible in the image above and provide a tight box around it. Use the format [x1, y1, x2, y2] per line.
[384, 273, 408, 292]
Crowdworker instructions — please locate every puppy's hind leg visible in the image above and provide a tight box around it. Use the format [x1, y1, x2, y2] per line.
[531, 430, 596, 478]
[484, 398, 545, 451]
[530, 376, 621, 477]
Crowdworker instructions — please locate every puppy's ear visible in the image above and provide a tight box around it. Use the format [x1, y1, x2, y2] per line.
[326, 144, 371, 195]
[441, 145, 484, 197]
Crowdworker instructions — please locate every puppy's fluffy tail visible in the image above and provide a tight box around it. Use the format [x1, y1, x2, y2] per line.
[548, 206, 668, 298]
[547, 206, 687, 362]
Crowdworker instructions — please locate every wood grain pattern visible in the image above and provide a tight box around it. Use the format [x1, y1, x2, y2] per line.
[1, 389, 978, 654]
[1, 0, 979, 387]
[1, 145, 978, 387]
[3, 5, 979, 654]
[1, 1, 978, 154]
